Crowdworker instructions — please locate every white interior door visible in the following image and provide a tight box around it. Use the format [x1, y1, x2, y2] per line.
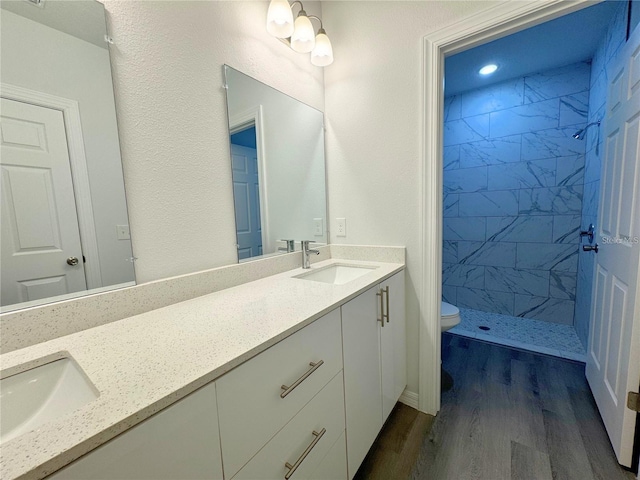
[231, 143, 262, 260]
[586, 25, 640, 468]
[1, 97, 86, 307]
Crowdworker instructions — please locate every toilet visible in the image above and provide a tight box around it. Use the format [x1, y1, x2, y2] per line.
[441, 301, 461, 332]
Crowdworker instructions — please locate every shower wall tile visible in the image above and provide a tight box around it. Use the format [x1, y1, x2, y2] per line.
[516, 243, 578, 272]
[582, 180, 600, 217]
[444, 167, 488, 193]
[457, 287, 514, 315]
[443, 217, 486, 241]
[458, 241, 516, 267]
[559, 91, 590, 127]
[552, 215, 581, 244]
[459, 190, 519, 216]
[487, 159, 556, 190]
[442, 285, 457, 305]
[523, 62, 591, 104]
[442, 263, 485, 288]
[459, 135, 521, 167]
[549, 270, 577, 300]
[461, 78, 524, 117]
[444, 95, 462, 121]
[521, 126, 587, 160]
[514, 294, 575, 324]
[443, 194, 459, 217]
[486, 215, 553, 243]
[555, 154, 585, 186]
[443, 240, 458, 263]
[443, 145, 460, 170]
[485, 267, 549, 297]
[584, 147, 601, 184]
[444, 114, 490, 146]
[490, 99, 559, 137]
[519, 186, 582, 216]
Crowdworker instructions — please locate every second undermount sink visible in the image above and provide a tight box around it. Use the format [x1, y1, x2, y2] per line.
[0, 356, 99, 444]
[295, 263, 378, 285]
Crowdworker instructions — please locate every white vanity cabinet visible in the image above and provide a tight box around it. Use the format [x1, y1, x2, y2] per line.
[48, 381, 224, 480]
[341, 270, 406, 478]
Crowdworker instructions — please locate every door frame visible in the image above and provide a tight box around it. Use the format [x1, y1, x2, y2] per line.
[229, 105, 269, 255]
[418, 0, 599, 414]
[1, 83, 102, 290]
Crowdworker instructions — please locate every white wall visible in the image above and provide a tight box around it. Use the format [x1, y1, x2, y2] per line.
[102, 0, 324, 283]
[1, 10, 134, 287]
[322, 0, 501, 394]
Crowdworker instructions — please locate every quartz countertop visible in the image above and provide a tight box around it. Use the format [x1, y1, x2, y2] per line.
[0, 258, 404, 480]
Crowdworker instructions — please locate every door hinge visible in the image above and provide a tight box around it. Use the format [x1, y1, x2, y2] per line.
[627, 392, 640, 412]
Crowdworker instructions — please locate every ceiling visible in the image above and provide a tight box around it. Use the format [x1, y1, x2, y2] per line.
[444, 0, 621, 95]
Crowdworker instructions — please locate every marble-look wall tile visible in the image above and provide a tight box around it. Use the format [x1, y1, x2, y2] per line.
[490, 99, 559, 137]
[444, 95, 462, 121]
[444, 167, 488, 193]
[442, 263, 485, 288]
[458, 241, 516, 267]
[442, 285, 457, 305]
[486, 215, 553, 243]
[521, 126, 587, 161]
[524, 62, 591, 103]
[519, 186, 582, 216]
[461, 78, 525, 117]
[552, 215, 582, 244]
[559, 91, 589, 127]
[443, 194, 459, 217]
[457, 287, 514, 315]
[443, 217, 486, 241]
[582, 180, 600, 217]
[459, 190, 519, 216]
[443, 240, 458, 263]
[485, 267, 549, 297]
[514, 294, 575, 324]
[549, 270, 577, 300]
[459, 135, 522, 167]
[444, 115, 490, 146]
[516, 243, 578, 272]
[584, 146, 601, 184]
[556, 154, 585, 186]
[444, 145, 461, 170]
[487, 159, 556, 190]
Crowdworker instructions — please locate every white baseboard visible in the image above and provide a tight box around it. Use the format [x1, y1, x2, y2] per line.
[398, 389, 419, 410]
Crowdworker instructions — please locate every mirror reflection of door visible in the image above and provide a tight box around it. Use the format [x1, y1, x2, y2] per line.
[230, 125, 263, 260]
[1, 98, 87, 306]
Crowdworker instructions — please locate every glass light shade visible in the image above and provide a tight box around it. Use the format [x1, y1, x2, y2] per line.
[266, 0, 294, 38]
[290, 13, 315, 53]
[311, 31, 333, 66]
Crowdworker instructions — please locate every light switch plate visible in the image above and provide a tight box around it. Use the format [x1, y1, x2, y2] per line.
[116, 225, 130, 240]
[314, 218, 324, 236]
[336, 218, 346, 237]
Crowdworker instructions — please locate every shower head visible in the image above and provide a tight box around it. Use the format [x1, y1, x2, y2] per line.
[572, 121, 601, 140]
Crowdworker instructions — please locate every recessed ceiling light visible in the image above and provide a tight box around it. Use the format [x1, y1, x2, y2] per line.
[479, 64, 498, 75]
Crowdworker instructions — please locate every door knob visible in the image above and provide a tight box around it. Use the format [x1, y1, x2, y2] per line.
[583, 244, 599, 253]
[66, 256, 80, 266]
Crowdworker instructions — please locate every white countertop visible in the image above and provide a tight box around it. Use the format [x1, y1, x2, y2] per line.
[0, 258, 404, 480]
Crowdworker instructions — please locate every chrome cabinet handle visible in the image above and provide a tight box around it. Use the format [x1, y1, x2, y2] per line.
[583, 244, 599, 253]
[284, 428, 326, 479]
[280, 360, 324, 398]
[383, 286, 390, 323]
[66, 256, 79, 266]
[377, 289, 385, 327]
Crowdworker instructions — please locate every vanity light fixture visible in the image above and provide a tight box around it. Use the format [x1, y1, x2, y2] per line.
[266, 0, 334, 66]
[479, 64, 498, 75]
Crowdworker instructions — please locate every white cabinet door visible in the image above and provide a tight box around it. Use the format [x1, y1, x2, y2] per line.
[380, 271, 406, 422]
[48, 382, 223, 480]
[341, 284, 383, 479]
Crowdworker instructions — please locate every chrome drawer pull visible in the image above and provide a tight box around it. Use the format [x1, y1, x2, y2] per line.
[377, 289, 385, 327]
[383, 286, 390, 323]
[280, 360, 324, 398]
[284, 428, 326, 479]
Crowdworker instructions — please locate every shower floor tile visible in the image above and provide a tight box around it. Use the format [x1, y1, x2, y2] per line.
[449, 307, 587, 362]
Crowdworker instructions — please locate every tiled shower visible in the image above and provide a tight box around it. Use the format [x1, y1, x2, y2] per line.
[442, 0, 629, 359]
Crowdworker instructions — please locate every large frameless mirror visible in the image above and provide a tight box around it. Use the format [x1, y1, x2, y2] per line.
[224, 65, 328, 262]
[0, 0, 134, 312]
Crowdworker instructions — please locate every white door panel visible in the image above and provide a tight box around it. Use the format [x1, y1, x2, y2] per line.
[586, 25, 640, 468]
[231, 144, 262, 260]
[1, 98, 86, 307]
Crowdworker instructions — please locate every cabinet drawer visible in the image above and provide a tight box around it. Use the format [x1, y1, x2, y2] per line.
[309, 431, 347, 480]
[233, 372, 346, 480]
[217, 308, 343, 479]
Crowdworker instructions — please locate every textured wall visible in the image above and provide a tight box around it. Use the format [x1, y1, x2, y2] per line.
[102, 1, 324, 283]
[574, 0, 630, 348]
[442, 62, 591, 325]
[322, 0, 501, 395]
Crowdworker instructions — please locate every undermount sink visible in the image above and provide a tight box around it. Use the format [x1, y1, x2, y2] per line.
[0, 357, 99, 444]
[295, 263, 378, 285]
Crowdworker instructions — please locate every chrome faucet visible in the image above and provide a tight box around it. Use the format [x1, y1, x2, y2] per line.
[301, 240, 320, 269]
[277, 239, 295, 253]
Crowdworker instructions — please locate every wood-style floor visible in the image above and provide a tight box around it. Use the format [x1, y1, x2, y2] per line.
[356, 333, 636, 480]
